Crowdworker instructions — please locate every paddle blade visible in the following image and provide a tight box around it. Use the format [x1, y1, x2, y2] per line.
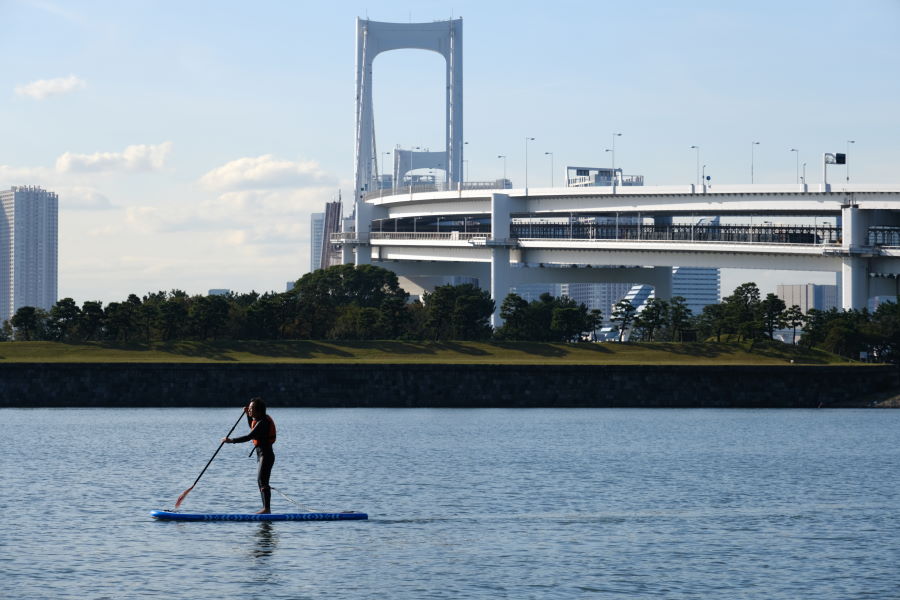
[174, 485, 194, 509]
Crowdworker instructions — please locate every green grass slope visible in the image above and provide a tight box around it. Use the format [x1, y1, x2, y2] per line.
[0, 340, 857, 365]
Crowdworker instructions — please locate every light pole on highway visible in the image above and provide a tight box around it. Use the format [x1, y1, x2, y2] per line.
[690, 145, 700, 186]
[544, 151, 554, 187]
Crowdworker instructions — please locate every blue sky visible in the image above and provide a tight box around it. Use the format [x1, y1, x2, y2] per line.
[2, 0, 899, 303]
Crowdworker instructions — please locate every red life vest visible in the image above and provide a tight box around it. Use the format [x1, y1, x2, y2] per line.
[251, 415, 276, 446]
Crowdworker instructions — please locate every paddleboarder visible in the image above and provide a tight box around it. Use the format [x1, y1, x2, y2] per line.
[223, 398, 276, 514]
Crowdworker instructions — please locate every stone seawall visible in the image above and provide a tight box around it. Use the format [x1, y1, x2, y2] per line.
[0, 363, 896, 408]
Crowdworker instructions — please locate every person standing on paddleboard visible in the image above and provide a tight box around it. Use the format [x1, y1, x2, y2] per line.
[222, 398, 276, 514]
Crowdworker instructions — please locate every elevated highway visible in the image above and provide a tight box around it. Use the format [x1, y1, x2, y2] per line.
[336, 183, 900, 324]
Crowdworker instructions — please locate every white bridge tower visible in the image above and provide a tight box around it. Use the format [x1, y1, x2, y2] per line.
[353, 18, 463, 265]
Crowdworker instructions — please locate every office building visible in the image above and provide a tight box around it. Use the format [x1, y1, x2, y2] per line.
[510, 283, 561, 303]
[557, 282, 631, 325]
[672, 267, 720, 315]
[309, 212, 325, 272]
[776, 284, 838, 314]
[319, 200, 343, 270]
[0, 186, 59, 323]
[309, 199, 344, 273]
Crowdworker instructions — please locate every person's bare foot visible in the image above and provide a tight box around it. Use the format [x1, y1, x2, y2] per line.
[255, 508, 271, 514]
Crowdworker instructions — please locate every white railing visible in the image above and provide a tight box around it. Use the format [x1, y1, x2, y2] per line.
[369, 232, 488, 241]
[333, 231, 841, 249]
[515, 237, 841, 249]
[362, 180, 511, 201]
[330, 232, 365, 242]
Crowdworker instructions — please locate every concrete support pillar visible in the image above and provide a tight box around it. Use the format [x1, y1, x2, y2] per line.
[840, 204, 870, 310]
[841, 204, 869, 251]
[354, 198, 373, 266]
[491, 193, 512, 240]
[841, 256, 868, 310]
[355, 244, 371, 265]
[490, 247, 510, 328]
[341, 244, 355, 265]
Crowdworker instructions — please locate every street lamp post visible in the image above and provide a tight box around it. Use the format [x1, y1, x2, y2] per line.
[497, 155, 507, 185]
[409, 146, 421, 195]
[462, 141, 469, 188]
[790, 148, 799, 184]
[382, 151, 391, 191]
[802, 162, 807, 185]
[524, 137, 535, 192]
[751, 141, 760, 184]
[846, 140, 855, 182]
[611, 132, 622, 188]
[544, 152, 554, 187]
[690, 146, 700, 186]
[702, 164, 707, 188]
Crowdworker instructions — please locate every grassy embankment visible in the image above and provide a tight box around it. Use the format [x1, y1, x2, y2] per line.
[0, 340, 858, 365]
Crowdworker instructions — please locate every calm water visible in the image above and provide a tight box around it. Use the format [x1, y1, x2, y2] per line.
[4, 408, 899, 599]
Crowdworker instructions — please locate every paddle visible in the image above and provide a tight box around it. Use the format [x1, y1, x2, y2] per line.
[174, 409, 246, 509]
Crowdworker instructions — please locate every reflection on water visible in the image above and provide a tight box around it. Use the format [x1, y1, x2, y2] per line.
[251, 521, 278, 559]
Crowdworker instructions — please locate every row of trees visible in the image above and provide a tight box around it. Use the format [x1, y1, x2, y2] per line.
[3, 264, 898, 362]
[1, 265, 496, 344]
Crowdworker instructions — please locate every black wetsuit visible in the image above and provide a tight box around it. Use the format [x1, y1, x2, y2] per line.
[230, 415, 275, 507]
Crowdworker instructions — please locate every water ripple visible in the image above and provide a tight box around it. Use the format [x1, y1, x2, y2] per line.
[3, 407, 899, 599]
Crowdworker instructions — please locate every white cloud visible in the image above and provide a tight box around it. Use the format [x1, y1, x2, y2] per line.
[124, 186, 331, 236]
[15, 75, 86, 100]
[223, 223, 307, 246]
[58, 186, 115, 210]
[55, 156, 340, 302]
[26, 1, 89, 25]
[0, 164, 55, 183]
[56, 142, 173, 173]
[202, 187, 336, 215]
[87, 225, 117, 236]
[199, 155, 333, 190]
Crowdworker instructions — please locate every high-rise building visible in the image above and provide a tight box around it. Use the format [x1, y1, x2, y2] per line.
[309, 199, 344, 273]
[309, 212, 325, 272]
[510, 283, 561, 303]
[776, 283, 838, 314]
[558, 282, 632, 325]
[320, 200, 343, 270]
[0, 186, 59, 323]
[672, 266, 720, 315]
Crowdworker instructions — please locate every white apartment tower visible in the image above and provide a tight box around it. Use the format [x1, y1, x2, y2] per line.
[0, 186, 59, 323]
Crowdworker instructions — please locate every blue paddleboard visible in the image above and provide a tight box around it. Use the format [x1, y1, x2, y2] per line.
[151, 510, 367, 521]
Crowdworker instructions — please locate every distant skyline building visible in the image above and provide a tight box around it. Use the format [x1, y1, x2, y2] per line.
[510, 282, 560, 303]
[0, 186, 58, 323]
[309, 212, 324, 272]
[319, 200, 343, 271]
[560, 282, 633, 325]
[672, 266, 721, 316]
[776, 283, 838, 314]
[308, 199, 344, 274]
